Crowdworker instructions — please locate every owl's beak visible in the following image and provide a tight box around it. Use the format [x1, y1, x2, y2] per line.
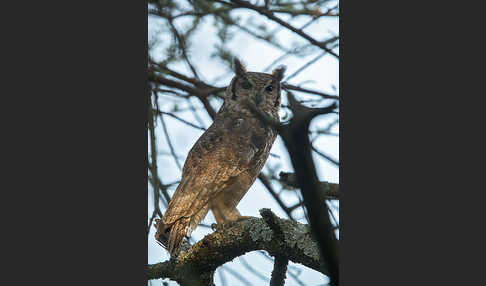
[254, 92, 264, 105]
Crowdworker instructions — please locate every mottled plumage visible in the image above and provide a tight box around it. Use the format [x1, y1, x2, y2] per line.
[155, 58, 286, 256]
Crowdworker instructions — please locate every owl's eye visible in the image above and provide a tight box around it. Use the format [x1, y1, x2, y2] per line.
[265, 85, 273, 93]
[241, 80, 252, 89]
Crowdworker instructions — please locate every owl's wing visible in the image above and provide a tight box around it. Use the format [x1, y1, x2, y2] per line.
[161, 124, 255, 229]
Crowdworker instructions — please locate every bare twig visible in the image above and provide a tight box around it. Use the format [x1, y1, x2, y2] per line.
[214, 0, 339, 58]
[160, 113, 182, 170]
[239, 256, 270, 283]
[167, 19, 200, 79]
[148, 88, 163, 220]
[154, 110, 206, 131]
[283, 83, 338, 100]
[285, 51, 327, 82]
[311, 145, 339, 166]
[217, 268, 228, 286]
[223, 266, 252, 286]
[258, 173, 293, 219]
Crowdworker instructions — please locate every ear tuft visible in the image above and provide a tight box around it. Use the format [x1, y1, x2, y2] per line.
[233, 57, 247, 77]
[272, 65, 286, 81]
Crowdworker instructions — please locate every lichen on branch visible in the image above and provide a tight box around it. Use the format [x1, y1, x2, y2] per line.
[147, 208, 329, 285]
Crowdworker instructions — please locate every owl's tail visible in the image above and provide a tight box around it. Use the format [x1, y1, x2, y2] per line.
[155, 217, 191, 257]
[168, 217, 191, 256]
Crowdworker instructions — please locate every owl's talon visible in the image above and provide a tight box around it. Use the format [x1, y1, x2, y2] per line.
[235, 215, 252, 222]
[211, 222, 232, 231]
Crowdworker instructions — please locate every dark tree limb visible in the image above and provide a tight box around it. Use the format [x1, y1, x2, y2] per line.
[312, 145, 339, 166]
[270, 255, 289, 286]
[277, 94, 339, 286]
[279, 172, 339, 200]
[243, 93, 339, 285]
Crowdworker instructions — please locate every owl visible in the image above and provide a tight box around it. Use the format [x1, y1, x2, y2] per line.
[155, 58, 286, 256]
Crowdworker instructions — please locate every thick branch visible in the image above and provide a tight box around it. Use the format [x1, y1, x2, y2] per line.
[148, 209, 329, 285]
[244, 92, 339, 285]
[278, 94, 339, 286]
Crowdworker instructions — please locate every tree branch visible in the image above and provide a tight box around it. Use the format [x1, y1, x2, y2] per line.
[282, 83, 338, 100]
[243, 91, 339, 285]
[270, 255, 289, 286]
[277, 94, 339, 285]
[215, 0, 339, 58]
[258, 173, 293, 219]
[148, 209, 329, 285]
[279, 172, 339, 200]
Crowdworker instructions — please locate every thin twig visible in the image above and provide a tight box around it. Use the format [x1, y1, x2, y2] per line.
[186, 98, 207, 127]
[148, 90, 162, 219]
[239, 256, 270, 283]
[154, 110, 206, 131]
[285, 51, 327, 82]
[215, 0, 339, 58]
[311, 145, 339, 166]
[258, 173, 293, 219]
[160, 113, 182, 170]
[218, 268, 228, 286]
[283, 83, 338, 100]
[168, 20, 200, 79]
[224, 266, 252, 286]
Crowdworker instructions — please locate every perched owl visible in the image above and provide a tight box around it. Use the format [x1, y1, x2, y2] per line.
[155, 58, 286, 256]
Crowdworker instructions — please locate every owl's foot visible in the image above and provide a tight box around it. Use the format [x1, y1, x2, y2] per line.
[210, 222, 236, 231]
[234, 215, 253, 222]
[211, 216, 254, 232]
[211, 223, 219, 231]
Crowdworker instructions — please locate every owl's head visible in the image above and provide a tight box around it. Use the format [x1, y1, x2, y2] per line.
[223, 58, 286, 116]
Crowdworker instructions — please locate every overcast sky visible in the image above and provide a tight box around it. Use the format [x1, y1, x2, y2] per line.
[148, 5, 339, 285]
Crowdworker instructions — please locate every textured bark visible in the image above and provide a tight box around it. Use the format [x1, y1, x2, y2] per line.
[147, 208, 329, 285]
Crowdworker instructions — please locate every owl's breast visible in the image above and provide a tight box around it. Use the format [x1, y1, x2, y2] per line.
[221, 115, 277, 167]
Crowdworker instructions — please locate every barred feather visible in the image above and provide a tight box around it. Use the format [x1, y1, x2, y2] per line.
[167, 217, 190, 256]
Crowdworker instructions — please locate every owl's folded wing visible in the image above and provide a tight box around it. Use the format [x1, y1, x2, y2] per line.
[160, 126, 254, 228]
